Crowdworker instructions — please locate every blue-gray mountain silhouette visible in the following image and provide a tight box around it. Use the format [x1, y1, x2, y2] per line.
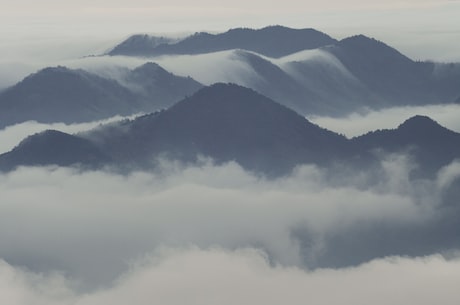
[0, 130, 110, 171]
[0, 66, 140, 127]
[1, 84, 459, 177]
[325, 35, 460, 107]
[109, 34, 175, 56]
[108, 26, 460, 115]
[109, 25, 337, 58]
[121, 62, 203, 109]
[0, 64, 203, 128]
[352, 115, 460, 175]
[85, 83, 349, 175]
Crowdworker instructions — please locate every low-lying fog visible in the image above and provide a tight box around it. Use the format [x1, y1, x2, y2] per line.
[1, 156, 460, 302]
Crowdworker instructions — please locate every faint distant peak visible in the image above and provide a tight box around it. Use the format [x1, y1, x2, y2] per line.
[109, 34, 174, 56]
[108, 25, 337, 58]
[131, 62, 164, 74]
[19, 65, 86, 83]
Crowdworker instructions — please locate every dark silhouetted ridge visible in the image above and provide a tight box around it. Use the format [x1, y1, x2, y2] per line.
[124, 62, 203, 109]
[353, 115, 460, 175]
[109, 34, 174, 56]
[88, 83, 348, 175]
[0, 66, 141, 128]
[0, 130, 110, 171]
[110, 26, 337, 58]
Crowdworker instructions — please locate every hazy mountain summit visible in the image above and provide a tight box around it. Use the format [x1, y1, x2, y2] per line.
[353, 115, 460, 175]
[109, 34, 175, 56]
[0, 63, 203, 128]
[107, 26, 460, 115]
[87, 83, 348, 174]
[0, 84, 347, 174]
[0, 130, 109, 171]
[122, 62, 203, 109]
[1, 84, 459, 177]
[109, 25, 337, 58]
[0, 66, 141, 128]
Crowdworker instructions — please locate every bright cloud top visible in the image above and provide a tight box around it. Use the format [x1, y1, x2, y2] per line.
[309, 104, 460, 138]
[1, 158, 459, 287]
[1, 248, 460, 305]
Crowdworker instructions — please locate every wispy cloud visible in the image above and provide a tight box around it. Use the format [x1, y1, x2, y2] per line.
[309, 104, 460, 138]
[0, 114, 141, 154]
[1, 248, 460, 305]
[0, 158, 458, 288]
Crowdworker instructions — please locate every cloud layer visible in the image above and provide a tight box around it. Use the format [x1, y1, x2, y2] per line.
[1, 156, 459, 289]
[0, 114, 142, 154]
[309, 103, 460, 138]
[1, 248, 460, 305]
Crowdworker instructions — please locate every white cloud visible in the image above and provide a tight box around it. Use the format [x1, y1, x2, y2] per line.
[1, 248, 460, 305]
[0, 114, 142, 154]
[0, 157, 454, 287]
[308, 104, 460, 138]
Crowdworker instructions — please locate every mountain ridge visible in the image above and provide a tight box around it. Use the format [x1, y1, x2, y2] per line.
[109, 25, 338, 58]
[1, 84, 459, 177]
[0, 63, 203, 129]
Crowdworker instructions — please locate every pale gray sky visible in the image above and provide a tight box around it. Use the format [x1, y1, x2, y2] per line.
[0, 0, 459, 66]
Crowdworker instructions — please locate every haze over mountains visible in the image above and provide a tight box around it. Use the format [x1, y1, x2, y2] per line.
[2, 24, 460, 304]
[109, 26, 338, 58]
[1, 83, 459, 179]
[110, 25, 460, 114]
[1, 25, 459, 129]
[0, 63, 202, 128]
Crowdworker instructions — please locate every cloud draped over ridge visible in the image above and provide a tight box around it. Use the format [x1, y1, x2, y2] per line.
[0, 114, 142, 154]
[309, 103, 460, 138]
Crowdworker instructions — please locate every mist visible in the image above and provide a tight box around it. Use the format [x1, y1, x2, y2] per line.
[0, 114, 142, 154]
[308, 103, 460, 138]
[1, 248, 460, 305]
[1, 156, 459, 291]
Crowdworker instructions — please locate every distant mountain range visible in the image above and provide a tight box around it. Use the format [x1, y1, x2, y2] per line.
[1, 25, 459, 129]
[1, 84, 459, 177]
[108, 25, 460, 115]
[0, 63, 202, 128]
[109, 25, 337, 58]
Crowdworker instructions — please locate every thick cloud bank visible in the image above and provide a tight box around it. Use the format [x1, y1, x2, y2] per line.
[1, 248, 460, 305]
[1, 157, 460, 292]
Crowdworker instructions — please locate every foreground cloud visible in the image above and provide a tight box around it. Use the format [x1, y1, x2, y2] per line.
[1, 248, 460, 305]
[1, 157, 459, 289]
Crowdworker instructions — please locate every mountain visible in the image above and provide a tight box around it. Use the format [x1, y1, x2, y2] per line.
[0, 66, 141, 128]
[109, 34, 175, 56]
[109, 25, 337, 58]
[107, 27, 460, 115]
[0, 84, 348, 175]
[86, 83, 349, 175]
[325, 35, 460, 106]
[0, 130, 110, 171]
[121, 62, 203, 109]
[352, 115, 460, 175]
[0, 64, 203, 129]
[1, 85, 460, 176]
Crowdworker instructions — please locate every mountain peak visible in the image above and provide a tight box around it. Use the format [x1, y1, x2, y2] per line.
[109, 34, 173, 56]
[397, 115, 444, 131]
[110, 26, 337, 58]
[335, 34, 411, 61]
[0, 130, 109, 171]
